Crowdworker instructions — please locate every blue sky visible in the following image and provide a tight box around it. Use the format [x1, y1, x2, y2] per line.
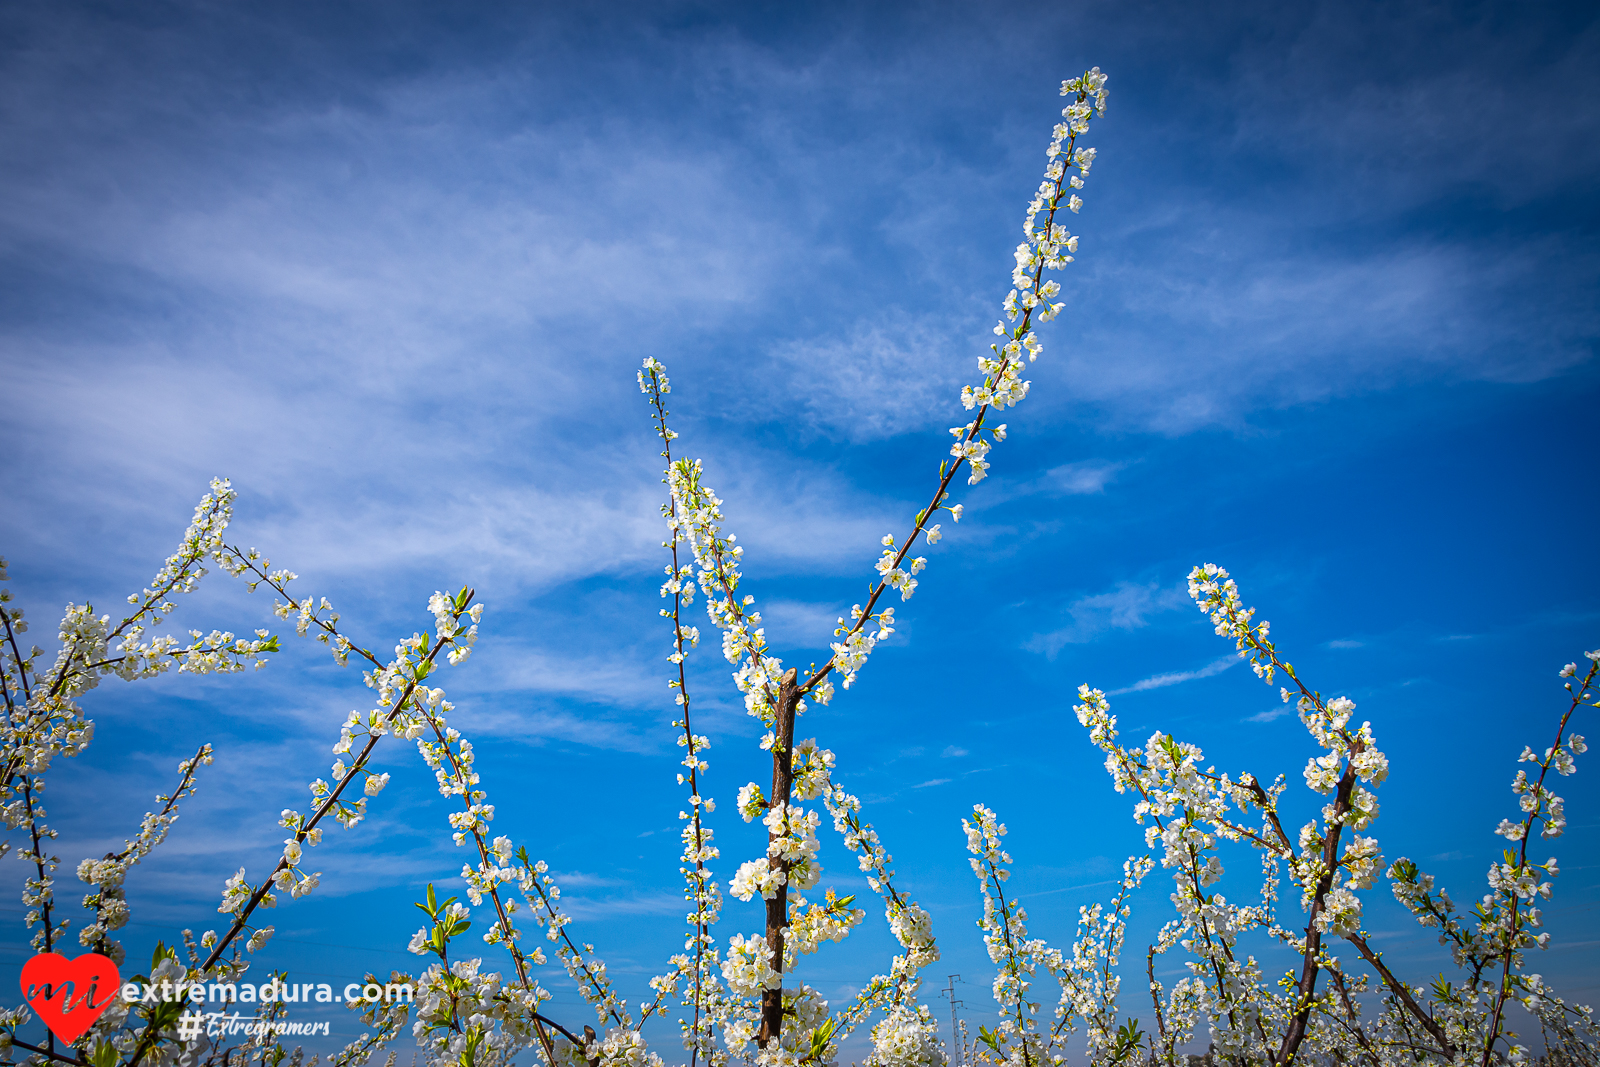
[3, 0, 1598, 1058]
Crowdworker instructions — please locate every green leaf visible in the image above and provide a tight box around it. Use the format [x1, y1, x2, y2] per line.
[1111, 1018, 1145, 1063]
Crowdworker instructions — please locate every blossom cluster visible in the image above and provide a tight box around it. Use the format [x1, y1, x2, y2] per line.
[212, 584, 486, 969]
[76, 744, 215, 964]
[663, 454, 795, 724]
[2, 482, 277, 971]
[964, 69, 1107, 435]
[1059, 567, 1600, 1067]
[812, 69, 1109, 710]
[866, 1004, 946, 1067]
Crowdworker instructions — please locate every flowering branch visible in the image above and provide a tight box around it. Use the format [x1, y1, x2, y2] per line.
[796, 68, 1109, 704]
[641, 360, 724, 1065]
[1073, 563, 1598, 1067]
[205, 580, 481, 968]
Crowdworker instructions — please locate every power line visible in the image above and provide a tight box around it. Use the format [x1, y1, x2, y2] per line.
[941, 974, 965, 1067]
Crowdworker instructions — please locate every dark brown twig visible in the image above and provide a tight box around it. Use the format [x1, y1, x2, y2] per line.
[757, 670, 800, 1048]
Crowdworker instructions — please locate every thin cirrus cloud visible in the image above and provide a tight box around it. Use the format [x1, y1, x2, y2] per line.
[4, 1, 1595, 596]
[1025, 579, 1189, 658]
[1107, 656, 1239, 696]
[1243, 705, 1297, 724]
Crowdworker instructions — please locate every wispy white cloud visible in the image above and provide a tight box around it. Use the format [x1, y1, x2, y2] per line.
[1044, 460, 1126, 495]
[1026, 580, 1188, 658]
[770, 313, 971, 442]
[1051, 238, 1598, 435]
[760, 599, 845, 647]
[556, 891, 685, 920]
[1108, 656, 1238, 696]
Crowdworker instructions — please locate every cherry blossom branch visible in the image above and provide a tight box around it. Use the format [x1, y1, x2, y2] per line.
[80, 743, 213, 959]
[46, 481, 244, 702]
[1275, 747, 1360, 1067]
[1146, 947, 1174, 1067]
[799, 71, 1108, 701]
[641, 360, 721, 1059]
[1343, 933, 1454, 1059]
[202, 591, 475, 969]
[757, 670, 800, 1049]
[8, 1037, 83, 1065]
[20, 778, 56, 953]
[1479, 658, 1596, 1066]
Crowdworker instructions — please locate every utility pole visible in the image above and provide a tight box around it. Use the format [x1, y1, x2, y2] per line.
[941, 974, 965, 1067]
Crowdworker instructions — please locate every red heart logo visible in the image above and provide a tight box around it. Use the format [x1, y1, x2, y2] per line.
[20, 952, 121, 1045]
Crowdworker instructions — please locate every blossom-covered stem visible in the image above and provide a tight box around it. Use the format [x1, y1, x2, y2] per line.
[523, 881, 620, 1021]
[1479, 660, 1595, 1067]
[8, 1036, 82, 1065]
[2, 600, 32, 704]
[964, 818, 1039, 1067]
[82, 742, 212, 959]
[643, 360, 719, 1059]
[219, 550, 375, 666]
[759, 670, 801, 1049]
[1184, 565, 1393, 1062]
[1326, 967, 1381, 1067]
[1071, 726, 1248, 1038]
[43, 495, 229, 701]
[990, 870, 1033, 1067]
[798, 74, 1106, 702]
[21, 778, 55, 954]
[658, 450, 784, 723]
[1146, 947, 1173, 1067]
[815, 766, 933, 1037]
[1343, 934, 1454, 1058]
[413, 713, 547, 1004]
[332, 1005, 413, 1067]
[1275, 749, 1362, 1067]
[200, 595, 473, 969]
